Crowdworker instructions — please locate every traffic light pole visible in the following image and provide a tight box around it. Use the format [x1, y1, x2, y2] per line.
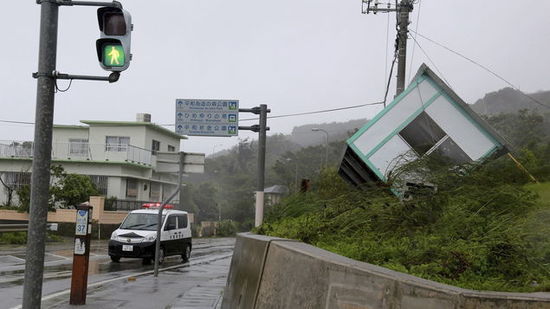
[23, 1, 128, 308]
[238, 105, 270, 227]
[23, 2, 59, 308]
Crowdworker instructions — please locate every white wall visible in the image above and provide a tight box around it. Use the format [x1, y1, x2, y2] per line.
[52, 127, 89, 144]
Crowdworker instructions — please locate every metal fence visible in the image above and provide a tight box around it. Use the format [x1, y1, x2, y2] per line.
[0, 224, 28, 233]
[0, 141, 152, 166]
[104, 199, 153, 211]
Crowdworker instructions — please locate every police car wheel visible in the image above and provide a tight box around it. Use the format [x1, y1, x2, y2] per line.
[182, 244, 191, 262]
[110, 255, 120, 263]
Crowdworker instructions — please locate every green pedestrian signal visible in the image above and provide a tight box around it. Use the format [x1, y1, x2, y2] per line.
[96, 7, 132, 72]
[102, 44, 125, 67]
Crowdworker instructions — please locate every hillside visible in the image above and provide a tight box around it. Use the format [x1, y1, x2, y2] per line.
[470, 87, 550, 115]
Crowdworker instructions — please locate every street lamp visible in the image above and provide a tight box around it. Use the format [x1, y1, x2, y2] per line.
[286, 158, 299, 192]
[311, 128, 329, 169]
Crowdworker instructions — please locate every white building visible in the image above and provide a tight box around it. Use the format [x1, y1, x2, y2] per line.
[0, 113, 186, 210]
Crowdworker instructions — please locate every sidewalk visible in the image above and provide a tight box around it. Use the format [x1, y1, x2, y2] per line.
[40, 255, 231, 309]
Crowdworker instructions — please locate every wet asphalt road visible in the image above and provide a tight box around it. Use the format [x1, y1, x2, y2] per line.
[0, 237, 235, 309]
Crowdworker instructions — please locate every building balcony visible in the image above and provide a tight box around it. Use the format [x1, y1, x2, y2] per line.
[0, 141, 152, 166]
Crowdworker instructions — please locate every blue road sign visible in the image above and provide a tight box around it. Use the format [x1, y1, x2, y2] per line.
[175, 99, 239, 137]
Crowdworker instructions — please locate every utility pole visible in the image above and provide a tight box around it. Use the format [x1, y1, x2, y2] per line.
[23, 2, 59, 308]
[24, 2, 130, 307]
[396, 1, 412, 95]
[238, 104, 270, 227]
[255, 104, 268, 227]
[362, 0, 413, 97]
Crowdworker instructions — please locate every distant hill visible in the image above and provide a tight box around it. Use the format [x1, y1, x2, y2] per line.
[470, 87, 550, 115]
[287, 119, 368, 147]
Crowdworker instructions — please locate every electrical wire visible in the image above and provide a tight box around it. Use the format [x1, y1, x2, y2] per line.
[410, 30, 550, 109]
[0, 119, 34, 125]
[240, 102, 385, 121]
[384, 11, 391, 86]
[407, 0, 422, 82]
[383, 46, 398, 106]
[409, 35, 453, 89]
[161, 101, 385, 126]
[55, 78, 73, 93]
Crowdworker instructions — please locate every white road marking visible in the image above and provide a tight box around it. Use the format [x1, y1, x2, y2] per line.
[9, 253, 234, 309]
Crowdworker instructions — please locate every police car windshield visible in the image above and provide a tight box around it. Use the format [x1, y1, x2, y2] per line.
[120, 213, 165, 231]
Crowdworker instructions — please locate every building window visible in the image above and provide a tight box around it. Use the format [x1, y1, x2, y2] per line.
[88, 175, 108, 196]
[151, 140, 160, 155]
[399, 112, 445, 156]
[126, 178, 138, 198]
[2, 172, 31, 190]
[399, 111, 472, 164]
[106, 136, 130, 152]
[69, 139, 89, 156]
[168, 145, 176, 152]
[149, 182, 161, 201]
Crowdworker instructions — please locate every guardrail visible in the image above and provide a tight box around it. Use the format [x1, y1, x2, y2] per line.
[0, 224, 28, 233]
[0, 223, 58, 233]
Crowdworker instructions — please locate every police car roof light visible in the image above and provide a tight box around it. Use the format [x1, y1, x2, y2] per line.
[142, 203, 174, 209]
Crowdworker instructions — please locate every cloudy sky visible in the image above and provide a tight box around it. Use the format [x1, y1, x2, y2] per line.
[1, 0, 549, 155]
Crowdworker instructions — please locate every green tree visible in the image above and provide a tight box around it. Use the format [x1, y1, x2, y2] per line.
[17, 165, 99, 212]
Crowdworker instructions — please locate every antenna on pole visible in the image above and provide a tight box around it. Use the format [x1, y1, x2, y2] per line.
[361, 0, 414, 97]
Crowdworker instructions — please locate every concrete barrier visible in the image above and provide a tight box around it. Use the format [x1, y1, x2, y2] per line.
[222, 233, 550, 309]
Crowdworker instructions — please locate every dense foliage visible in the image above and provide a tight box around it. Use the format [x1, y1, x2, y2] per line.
[257, 158, 550, 292]
[255, 108, 550, 292]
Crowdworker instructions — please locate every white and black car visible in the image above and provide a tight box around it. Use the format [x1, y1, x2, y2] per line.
[108, 204, 192, 264]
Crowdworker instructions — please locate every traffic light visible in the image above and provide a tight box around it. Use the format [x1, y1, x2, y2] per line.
[96, 7, 132, 72]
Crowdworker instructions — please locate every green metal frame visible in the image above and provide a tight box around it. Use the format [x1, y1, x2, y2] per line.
[346, 73, 505, 181]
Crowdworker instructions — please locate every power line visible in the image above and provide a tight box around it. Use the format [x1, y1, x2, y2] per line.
[410, 30, 550, 109]
[0, 119, 34, 125]
[407, 0, 422, 82]
[409, 34, 453, 89]
[162, 101, 385, 126]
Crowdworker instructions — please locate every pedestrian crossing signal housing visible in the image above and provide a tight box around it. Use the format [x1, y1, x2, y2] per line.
[96, 7, 132, 72]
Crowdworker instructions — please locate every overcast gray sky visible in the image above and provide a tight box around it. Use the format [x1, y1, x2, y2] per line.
[1, 0, 549, 155]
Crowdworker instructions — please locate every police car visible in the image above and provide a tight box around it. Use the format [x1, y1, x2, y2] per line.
[108, 203, 192, 264]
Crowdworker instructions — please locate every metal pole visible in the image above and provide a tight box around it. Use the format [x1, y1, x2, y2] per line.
[294, 162, 298, 193]
[23, 2, 59, 308]
[396, 0, 411, 96]
[254, 104, 268, 227]
[311, 128, 329, 169]
[323, 132, 328, 168]
[178, 152, 184, 211]
[154, 187, 181, 277]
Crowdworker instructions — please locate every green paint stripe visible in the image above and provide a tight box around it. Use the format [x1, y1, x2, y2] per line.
[423, 77, 502, 149]
[364, 92, 442, 159]
[0, 157, 151, 169]
[478, 146, 499, 161]
[347, 76, 428, 146]
[348, 143, 386, 181]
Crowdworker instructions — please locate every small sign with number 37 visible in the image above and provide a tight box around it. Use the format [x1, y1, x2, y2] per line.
[75, 210, 88, 236]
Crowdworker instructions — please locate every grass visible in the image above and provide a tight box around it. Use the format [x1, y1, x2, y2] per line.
[257, 166, 550, 293]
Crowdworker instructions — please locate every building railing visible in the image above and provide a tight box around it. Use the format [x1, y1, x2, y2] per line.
[0, 141, 152, 166]
[104, 199, 156, 211]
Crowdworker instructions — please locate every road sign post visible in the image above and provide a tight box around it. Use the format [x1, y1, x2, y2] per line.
[70, 203, 93, 305]
[238, 105, 270, 227]
[175, 99, 239, 137]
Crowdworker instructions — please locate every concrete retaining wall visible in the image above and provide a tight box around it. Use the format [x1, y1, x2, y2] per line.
[222, 233, 550, 309]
